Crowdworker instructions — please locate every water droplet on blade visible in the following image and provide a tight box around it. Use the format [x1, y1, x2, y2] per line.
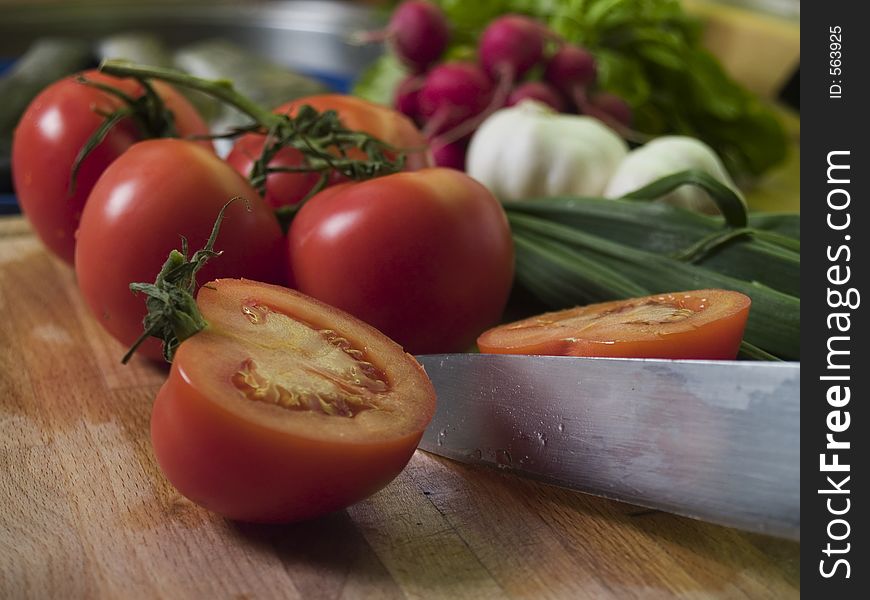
[495, 449, 512, 469]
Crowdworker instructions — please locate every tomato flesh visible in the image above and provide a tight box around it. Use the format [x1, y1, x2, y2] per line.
[477, 290, 751, 359]
[151, 279, 436, 523]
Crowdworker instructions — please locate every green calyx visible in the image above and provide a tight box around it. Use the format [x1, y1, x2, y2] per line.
[122, 199, 237, 364]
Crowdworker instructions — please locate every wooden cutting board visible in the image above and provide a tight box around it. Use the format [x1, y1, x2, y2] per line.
[0, 216, 799, 599]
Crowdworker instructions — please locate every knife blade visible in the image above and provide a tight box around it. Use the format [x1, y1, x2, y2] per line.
[415, 354, 800, 540]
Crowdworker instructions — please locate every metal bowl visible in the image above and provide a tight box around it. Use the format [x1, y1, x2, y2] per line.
[0, 1, 385, 77]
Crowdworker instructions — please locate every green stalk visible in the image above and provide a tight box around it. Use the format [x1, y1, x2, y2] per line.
[748, 212, 800, 241]
[99, 60, 406, 225]
[513, 234, 648, 303]
[619, 170, 748, 228]
[738, 341, 782, 361]
[101, 59, 280, 128]
[504, 195, 800, 296]
[751, 229, 800, 253]
[509, 213, 799, 359]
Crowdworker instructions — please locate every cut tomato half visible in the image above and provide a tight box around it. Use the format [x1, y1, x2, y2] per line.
[477, 290, 751, 359]
[150, 279, 436, 523]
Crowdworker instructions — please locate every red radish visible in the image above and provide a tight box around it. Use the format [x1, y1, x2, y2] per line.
[431, 136, 470, 170]
[585, 92, 634, 128]
[387, 1, 450, 72]
[544, 44, 598, 97]
[418, 62, 495, 134]
[581, 91, 649, 143]
[394, 74, 425, 124]
[507, 81, 566, 112]
[541, 45, 639, 137]
[478, 15, 548, 81]
[426, 15, 552, 149]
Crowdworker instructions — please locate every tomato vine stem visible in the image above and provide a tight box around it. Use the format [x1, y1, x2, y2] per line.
[99, 59, 407, 205]
[71, 74, 183, 194]
[102, 60, 279, 128]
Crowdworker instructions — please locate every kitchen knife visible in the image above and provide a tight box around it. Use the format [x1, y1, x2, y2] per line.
[415, 354, 800, 540]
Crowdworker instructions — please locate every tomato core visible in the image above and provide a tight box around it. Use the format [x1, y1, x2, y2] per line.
[509, 297, 702, 336]
[226, 300, 390, 417]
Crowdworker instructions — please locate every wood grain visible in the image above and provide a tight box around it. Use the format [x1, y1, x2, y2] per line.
[0, 217, 799, 599]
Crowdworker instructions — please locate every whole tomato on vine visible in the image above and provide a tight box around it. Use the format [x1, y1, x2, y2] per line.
[75, 139, 286, 361]
[12, 70, 210, 264]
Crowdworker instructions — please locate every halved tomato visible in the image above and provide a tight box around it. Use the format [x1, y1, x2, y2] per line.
[150, 278, 436, 523]
[477, 290, 751, 359]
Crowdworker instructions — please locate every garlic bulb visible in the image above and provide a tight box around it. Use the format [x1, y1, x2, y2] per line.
[467, 101, 629, 200]
[604, 136, 744, 214]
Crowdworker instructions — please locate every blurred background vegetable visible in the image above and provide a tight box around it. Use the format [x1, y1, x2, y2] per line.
[354, 0, 791, 180]
[466, 101, 628, 200]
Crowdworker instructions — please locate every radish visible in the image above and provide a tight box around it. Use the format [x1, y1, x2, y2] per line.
[419, 16, 550, 150]
[354, 1, 449, 72]
[585, 92, 633, 128]
[544, 44, 598, 97]
[478, 15, 548, 81]
[581, 91, 648, 143]
[543, 45, 642, 140]
[507, 81, 566, 112]
[394, 74, 425, 124]
[388, 1, 450, 72]
[431, 136, 470, 170]
[418, 62, 495, 135]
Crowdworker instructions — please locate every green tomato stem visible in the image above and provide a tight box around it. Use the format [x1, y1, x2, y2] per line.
[100, 59, 282, 131]
[99, 59, 407, 209]
[122, 198, 240, 364]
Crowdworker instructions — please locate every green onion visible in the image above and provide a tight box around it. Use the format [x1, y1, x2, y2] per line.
[503, 171, 800, 360]
[504, 195, 799, 297]
[619, 170, 748, 228]
[748, 212, 800, 242]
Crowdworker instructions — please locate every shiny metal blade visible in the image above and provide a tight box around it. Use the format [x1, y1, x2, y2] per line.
[416, 354, 800, 540]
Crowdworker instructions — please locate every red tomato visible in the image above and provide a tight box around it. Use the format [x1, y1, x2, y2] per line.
[226, 94, 432, 208]
[477, 290, 751, 359]
[75, 139, 286, 361]
[288, 168, 515, 354]
[151, 278, 436, 523]
[12, 70, 210, 265]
